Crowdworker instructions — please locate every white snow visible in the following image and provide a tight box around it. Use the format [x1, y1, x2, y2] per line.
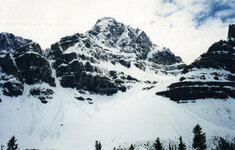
[0, 67, 234, 149]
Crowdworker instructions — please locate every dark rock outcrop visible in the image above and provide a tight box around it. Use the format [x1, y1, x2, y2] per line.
[0, 53, 23, 82]
[15, 51, 55, 86]
[75, 96, 85, 101]
[30, 87, 54, 104]
[56, 60, 84, 77]
[156, 82, 235, 101]
[52, 51, 119, 95]
[13, 42, 43, 57]
[0, 54, 24, 96]
[53, 53, 78, 70]
[60, 72, 118, 95]
[149, 48, 182, 65]
[0, 32, 31, 55]
[118, 59, 131, 68]
[2, 82, 24, 97]
[47, 34, 83, 60]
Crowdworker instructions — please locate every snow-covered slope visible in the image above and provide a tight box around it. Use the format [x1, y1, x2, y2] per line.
[0, 19, 234, 149]
[0, 72, 234, 149]
[0, 68, 235, 149]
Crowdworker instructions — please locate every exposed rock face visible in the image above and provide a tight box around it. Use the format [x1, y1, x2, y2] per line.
[52, 52, 119, 95]
[60, 72, 118, 95]
[0, 33, 55, 97]
[0, 32, 32, 56]
[0, 54, 24, 96]
[13, 42, 55, 87]
[0, 53, 23, 82]
[148, 48, 182, 65]
[2, 82, 24, 97]
[15, 52, 55, 86]
[156, 24, 235, 101]
[156, 82, 235, 101]
[30, 87, 54, 104]
[47, 34, 82, 59]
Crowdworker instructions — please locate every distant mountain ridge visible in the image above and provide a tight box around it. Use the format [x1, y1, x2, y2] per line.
[0, 17, 185, 99]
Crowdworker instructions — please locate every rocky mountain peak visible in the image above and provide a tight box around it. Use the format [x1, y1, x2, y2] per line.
[228, 24, 235, 39]
[88, 17, 154, 59]
[94, 17, 120, 27]
[90, 17, 125, 37]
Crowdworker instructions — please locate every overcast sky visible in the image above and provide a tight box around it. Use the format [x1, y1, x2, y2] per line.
[0, 0, 234, 64]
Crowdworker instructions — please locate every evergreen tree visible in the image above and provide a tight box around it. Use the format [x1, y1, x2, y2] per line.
[7, 136, 18, 150]
[128, 144, 135, 150]
[216, 137, 229, 150]
[154, 137, 163, 150]
[178, 136, 186, 150]
[192, 124, 206, 150]
[168, 143, 174, 150]
[95, 141, 102, 150]
[216, 137, 235, 150]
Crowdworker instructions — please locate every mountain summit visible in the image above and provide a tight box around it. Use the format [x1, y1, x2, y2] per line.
[89, 17, 153, 59]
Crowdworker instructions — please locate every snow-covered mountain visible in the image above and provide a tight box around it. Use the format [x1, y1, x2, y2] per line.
[0, 18, 234, 149]
[0, 17, 185, 99]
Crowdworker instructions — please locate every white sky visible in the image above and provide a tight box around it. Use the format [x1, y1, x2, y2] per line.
[0, 0, 234, 64]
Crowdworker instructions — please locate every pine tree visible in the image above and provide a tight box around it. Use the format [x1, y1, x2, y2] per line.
[192, 124, 207, 150]
[216, 137, 229, 150]
[154, 137, 163, 150]
[95, 141, 102, 150]
[168, 143, 174, 150]
[216, 137, 235, 150]
[178, 136, 186, 150]
[7, 136, 18, 150]
[128, 144, 135, 150]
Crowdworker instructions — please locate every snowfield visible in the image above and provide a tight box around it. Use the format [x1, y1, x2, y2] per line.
[0, 64, 234, 150]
